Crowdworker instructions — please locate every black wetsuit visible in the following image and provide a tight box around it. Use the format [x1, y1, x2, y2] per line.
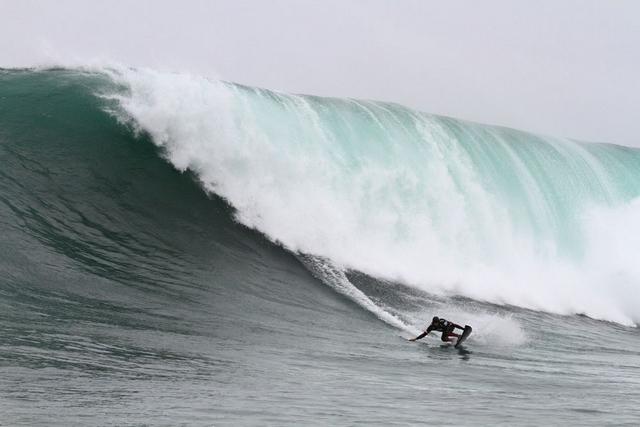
[411, 318, 462, 342]
[429, 318, 458, 342]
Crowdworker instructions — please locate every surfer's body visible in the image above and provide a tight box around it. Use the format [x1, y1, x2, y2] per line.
[409, 316, 472, 347]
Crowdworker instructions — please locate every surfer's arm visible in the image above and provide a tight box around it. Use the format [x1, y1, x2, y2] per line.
[451, 323, 465, 330]
[409, 326, 433, 341]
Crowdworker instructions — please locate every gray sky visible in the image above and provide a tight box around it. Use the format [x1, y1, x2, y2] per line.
[1, 0, 639, 146]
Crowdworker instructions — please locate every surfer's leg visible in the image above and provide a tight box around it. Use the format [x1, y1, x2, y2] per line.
[441, 325, 460, 342]
[441, 332, 460, 342]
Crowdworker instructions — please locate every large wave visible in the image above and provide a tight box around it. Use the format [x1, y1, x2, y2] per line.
[101, 67, 640, 326]
[0, 65, 623, 327]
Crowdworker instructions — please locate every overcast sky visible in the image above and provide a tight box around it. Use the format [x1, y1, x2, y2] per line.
[1, 0, 639, 146]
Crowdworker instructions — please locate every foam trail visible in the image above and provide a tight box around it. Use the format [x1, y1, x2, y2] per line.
[298, 255, 417, 333]
[106, 67, 640, 326]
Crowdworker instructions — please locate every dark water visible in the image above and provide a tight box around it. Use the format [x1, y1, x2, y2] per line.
[1, 70, 639, 426]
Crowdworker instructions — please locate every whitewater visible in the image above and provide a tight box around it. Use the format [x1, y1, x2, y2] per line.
[1, 67, 639, 426]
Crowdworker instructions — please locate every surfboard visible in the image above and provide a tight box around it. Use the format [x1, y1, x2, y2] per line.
[454, 325, 472, 348]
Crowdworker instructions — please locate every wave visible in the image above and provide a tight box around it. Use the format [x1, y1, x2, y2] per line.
[3, 67, 640, 327]
[106, 67, 640, 326]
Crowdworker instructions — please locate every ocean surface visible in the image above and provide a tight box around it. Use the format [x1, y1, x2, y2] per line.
[1, 68, 639, 426]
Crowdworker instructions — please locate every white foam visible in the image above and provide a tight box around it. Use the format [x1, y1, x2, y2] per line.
[452, 312, 527, 347]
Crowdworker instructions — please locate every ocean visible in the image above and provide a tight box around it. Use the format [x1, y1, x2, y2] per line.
[1, 68, 639, 425]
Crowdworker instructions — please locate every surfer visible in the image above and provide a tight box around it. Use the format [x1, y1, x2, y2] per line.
[409, 316, 471, 345]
